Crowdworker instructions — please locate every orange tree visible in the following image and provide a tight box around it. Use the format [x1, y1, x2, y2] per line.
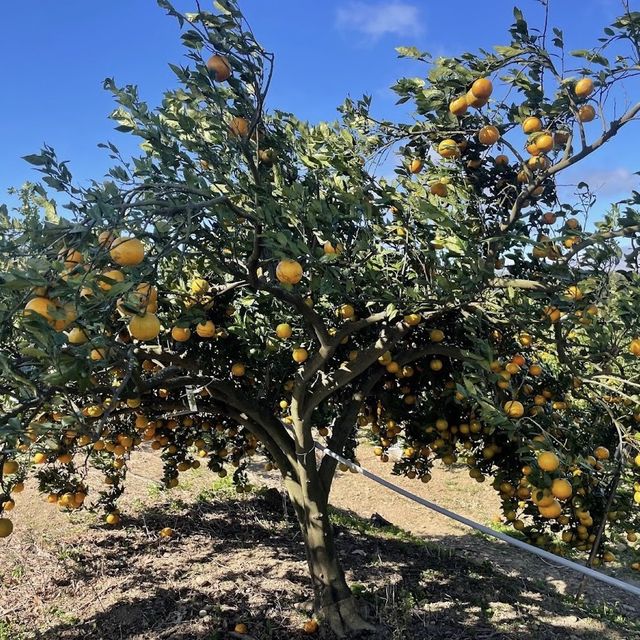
[2, 1, 640, 634]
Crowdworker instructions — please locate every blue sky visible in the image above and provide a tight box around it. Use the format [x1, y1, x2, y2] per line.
[1, 0, 638, 212]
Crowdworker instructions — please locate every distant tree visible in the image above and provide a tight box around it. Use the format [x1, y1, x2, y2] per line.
[1, 1, 640, 635]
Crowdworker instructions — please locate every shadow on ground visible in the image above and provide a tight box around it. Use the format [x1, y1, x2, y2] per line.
[3, 489, 639, 640]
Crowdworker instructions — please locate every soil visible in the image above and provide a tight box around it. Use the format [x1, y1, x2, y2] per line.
[0, 443, 638, 640]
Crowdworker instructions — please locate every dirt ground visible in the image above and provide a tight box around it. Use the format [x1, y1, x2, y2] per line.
[0, 443, 639, 640]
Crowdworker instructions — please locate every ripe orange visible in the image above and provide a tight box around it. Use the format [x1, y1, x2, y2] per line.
[338, 304, 355, 319]
[522, 116, 542, 134]
[528, 364, 542, 377]
[2, 460, 18, 475]
[543, 306, 561, 323]
[578, 104, 596, 122]
[551, 478, 573, 500]
[503, 400, 524, 418]
[465, 89, 488, 109]
[159, 527, 174, 538]
[129, 312, 161, 341]
[437, 139, 460, 159]
[196, 320, 216, 338]
[409, 158, 423, 174]
[229, 116, 250, 138]
[171, 326, 191, 342]
[429, 359, 443, 371]
[105, 513, 120, 526]
[494, 154, 509, 165]
[0, 518, 13, 538]
[276, 259, 303, 285]
[429, 329, 445, 342]
[539, 499, 562, 519]
[234, 623, 248, 634]
[538, 451, 560, 472]
[404, 313, 422, 326]
[293, 347, 308, 364]
[542, 212, 556, 225]
[231, 363, 246, 377]
[528, 156, 550, 171]
[32, 452, 47, 464]
[24, 296, 56, 322]
[110, 237, 145, 266]
[276, 323, 292, 339]
[630, 338, 640, 356]
[478, 125, 500, 145]
[533, 133, 553, 153]
[575, 77, 594, 98]
[98, 269, 125, 292]
[449, 96, 468, 116]
[98, 230, 116, 248]
[67, 327, 89, 344]
[594, 446, 610, 460]
[59, 248, 83, 270]
[470, 77, 493, 99]
[206, 54, 231, 81]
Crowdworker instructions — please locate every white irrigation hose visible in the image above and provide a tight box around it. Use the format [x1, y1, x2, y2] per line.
[316, 441, 640, 599]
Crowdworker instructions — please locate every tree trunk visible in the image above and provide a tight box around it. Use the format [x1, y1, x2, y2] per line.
[284, 475, 376, 637]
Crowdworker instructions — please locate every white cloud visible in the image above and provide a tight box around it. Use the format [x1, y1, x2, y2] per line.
[335, 2, 423, 41]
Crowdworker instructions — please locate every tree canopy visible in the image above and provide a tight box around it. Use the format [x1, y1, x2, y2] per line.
[1, 1, 640, 634]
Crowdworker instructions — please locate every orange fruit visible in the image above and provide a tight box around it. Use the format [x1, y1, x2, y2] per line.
[538, 451, 560, 472]
[159, 527, 174, 538]
[98, 231, 116, 248]
[430, 329, 444, 342]
[404, 313, 422, 326]
[495, 154, 509, 165]
[429, 359, 443, 371]
[449, 96, 468, 116]
[471, 77, 493, 99]
[539, 499, 562, 519]
[533, 133, 553, 153]
[565, 285, 583, 301]
[437, 139, 460, 158]
[171, 326, 191, 342]
[59, 248, 83, 270]
[578, 105, 596, 122]
[504, 400, 524, 418]
[276, 259, 303, 285]
[0, 518, 13, 538]
[32, 452, 47, 464]
[231, 363, 246, 377]
[542, 212, 556, 225]
[24, 296, 56, 322]
[275, 323, 292, 339]
[2, 460, 19, 475]
[206, 54, 231, 81]
[196, 321, 216, 338]
[551, 478, 573, 500]
[630, 338, 640, 356]
[105, 513, 120, 526]
[98, 269, 125, 292]
[110, 237, 145, 266]
[465, 89, 488, 108]
[409, 158, 423, 173]
[575, 77, 594, 98]
[67, 327, 89, 344]
[338, 304, 355, 319]
[229, 116, 250, 138]
[430, 181, 448, 196]
[234, 623, 248, 634]
[293, 347, 308, 364]
[478, 125, 500, 145]
[129, 312, 161, 341]
[90, 348, 107, 361]
[594, 446, 610, 460]
[528, 364, 542, 377]
[522, 116, 542, 134]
